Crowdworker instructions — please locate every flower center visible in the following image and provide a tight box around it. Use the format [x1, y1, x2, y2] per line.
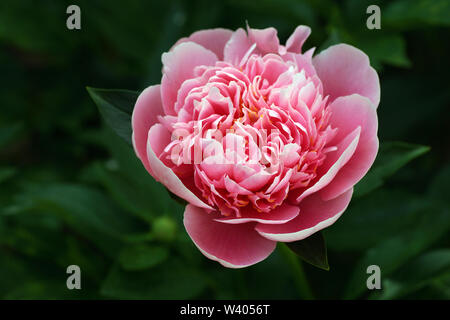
[158, 54, 336, 216]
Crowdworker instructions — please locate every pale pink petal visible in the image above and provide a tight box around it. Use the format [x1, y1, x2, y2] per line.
[131, 85, 164, 176]
[239, 171, 273, 191]
[172, 28, 233, 60]
[285, 25, 311, 53]
[200, 158, 233, 181]
[224, 28, 253, 65]
[161, 42, 218, 115]
[146, 124, 213, 209]
[184, 204, 277, 268]
[215, 203, 300, 225]
[247, 26, 280, 54]
[283, 50, 317, 78]
[320, 94, 379, 200]
[256, 188, 353, 242]
[312, 44, 380, 106]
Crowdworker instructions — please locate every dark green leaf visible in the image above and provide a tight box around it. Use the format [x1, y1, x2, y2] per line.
[354, 141, 430, 197]
[343, 204, 450, 299]
[87, 87, 139, 145]
[370, 249, 450, 300]
[385, 0, 450, 28]
[118, 244, 169, 271]
[286, 232, 329, 271]
[101, 258, 207, 299]
[0, 167, 16, 184]
[0, 122, 23, 148]
[355, 34, 411, 69]
[428, 165, 450, 204]
[82, 161, 159, 222]
[91, 129, 179, 218]
[11, 183, 148, 257]
[325, 189, 428, 251]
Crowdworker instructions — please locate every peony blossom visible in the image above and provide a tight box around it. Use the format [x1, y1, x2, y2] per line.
[132, 25, 379, 268]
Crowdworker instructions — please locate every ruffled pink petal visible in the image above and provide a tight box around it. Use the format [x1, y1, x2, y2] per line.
[146, 124, 213, 209]
[256, 188, 353, 242]
[295, 127, 361, 202]
[184, 204, 277, 268]
[131, 85, 164, 176]
[200, 158, 233, 181]
[161, 42, 218, 115]
[247, 26, 280, 54]
[214, 203, 300, 225]
[320, 94, 379, 200]
[312, 44, 380, 106]
[238, 171, 274, 191]
[224, 28, 253, 65]
[173, 28, 233, 60]
[283, 50, 317, 79]
[285, 25, 311, 53]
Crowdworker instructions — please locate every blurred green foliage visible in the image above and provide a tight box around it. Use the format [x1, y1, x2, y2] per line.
[0, 0, 449, 299]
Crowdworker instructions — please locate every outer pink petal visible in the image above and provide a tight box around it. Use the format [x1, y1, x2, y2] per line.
[320, 94, 379, 200]
[224, 28, 253, 65]
[146, 124, 213, 210]
[172, 28, 233, 60]
[295, 127, 361, 202]
[312, 44, 380, 106]
[247, 26, 280, 54]
[184, 204, 277, 268]
[214, 203, 300, 225]
[256, 188, 353, 242]
[131, 85, 164, 176]
[161, 42, 218, 115]
[285, 25, 311, 53]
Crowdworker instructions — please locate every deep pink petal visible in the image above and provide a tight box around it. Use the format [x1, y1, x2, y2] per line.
[172, 28, 233, 60]
[285, 25, 311, 53]
[215, 203, 300, 225]
[131, 85, 164, 176]
[146, 124, 213, 209]
[312, 44, 380, 106]
[161, 42, 218, 115]
[256, 188, 353, 242]
[184, 204, 277, 268]
[320, 94, 379, 200]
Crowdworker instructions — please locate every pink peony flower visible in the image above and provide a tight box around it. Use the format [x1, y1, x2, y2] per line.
[132, 25, 379, 268]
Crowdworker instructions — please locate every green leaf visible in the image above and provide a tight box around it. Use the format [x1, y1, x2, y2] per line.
[428, 165, 450, 204]
[356, 34, 411, 69]
[87, 87, 139, 145]
[325, 189, 428, 252]
[0, 122, 23, 148]
[343, 204, 450, 299]
[370, 249, 450, 300]
[82, 161, 160, 222]
[118, 244, 169, 271]
[0, 167, 16, 184]
[385, 0, 450, 28]
[286, 232, 329, 271]
[12, 183, 148, 257]
[82, 128, 180, 219]
[101, 258, 207, 299]
[354, 141, 430, 197]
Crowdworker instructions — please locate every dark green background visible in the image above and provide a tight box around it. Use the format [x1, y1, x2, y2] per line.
[0, 0, 449, 299]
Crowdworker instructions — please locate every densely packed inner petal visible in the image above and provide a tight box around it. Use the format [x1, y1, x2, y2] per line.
[157, 48, 337, 217]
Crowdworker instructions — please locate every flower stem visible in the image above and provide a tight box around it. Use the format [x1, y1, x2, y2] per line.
[279, 243, 315, 300]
